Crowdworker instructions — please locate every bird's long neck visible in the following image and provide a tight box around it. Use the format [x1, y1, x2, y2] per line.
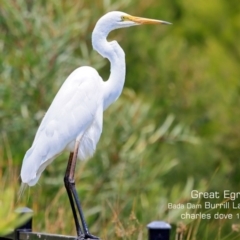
[92, 27, 126, 110]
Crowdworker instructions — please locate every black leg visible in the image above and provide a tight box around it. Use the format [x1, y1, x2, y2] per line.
[64, 141, 99, 240]
[64, 152, 83, 237]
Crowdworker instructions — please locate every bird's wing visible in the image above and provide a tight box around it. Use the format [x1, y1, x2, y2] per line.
[33, 67, 100, 142]
[21, 66, 103, 185]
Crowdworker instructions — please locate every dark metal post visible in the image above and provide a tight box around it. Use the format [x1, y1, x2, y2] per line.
[15, 207, 33, 240]
[147, 221, 171, 240]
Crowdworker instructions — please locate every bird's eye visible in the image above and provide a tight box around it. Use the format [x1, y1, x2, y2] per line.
[121, 16, 126, 21]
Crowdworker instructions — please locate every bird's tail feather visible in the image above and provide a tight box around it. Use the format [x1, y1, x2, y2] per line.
[18, 182, 28, 201]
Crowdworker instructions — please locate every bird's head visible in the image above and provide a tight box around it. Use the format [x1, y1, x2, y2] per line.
[95, 11, 171, 33]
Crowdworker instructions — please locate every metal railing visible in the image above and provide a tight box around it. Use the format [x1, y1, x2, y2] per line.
[1, 208, 172, 240]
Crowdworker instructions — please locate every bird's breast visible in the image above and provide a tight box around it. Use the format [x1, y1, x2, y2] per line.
[66, 106, 103, 161]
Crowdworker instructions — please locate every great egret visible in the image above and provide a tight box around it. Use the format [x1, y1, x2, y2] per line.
[20, 11, 171, 239]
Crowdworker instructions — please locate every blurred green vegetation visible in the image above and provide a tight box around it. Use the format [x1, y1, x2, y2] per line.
[1, 0, 240, 239]
[0, 169, 32, 235]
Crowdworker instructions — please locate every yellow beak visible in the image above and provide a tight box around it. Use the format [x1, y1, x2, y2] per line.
[126, 15, 171, 25]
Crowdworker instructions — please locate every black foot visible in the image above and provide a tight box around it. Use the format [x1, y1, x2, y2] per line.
[84, 233, 99, 239]
[76, 232, 99, 240]
[77, 234, 85, 240]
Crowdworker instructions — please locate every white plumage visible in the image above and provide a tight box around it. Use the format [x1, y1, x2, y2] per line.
[21, 67, 103, 186]
[20, 11, 170, 187]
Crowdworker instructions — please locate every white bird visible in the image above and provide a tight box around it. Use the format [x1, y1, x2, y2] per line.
[20, 11, 171, 239]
